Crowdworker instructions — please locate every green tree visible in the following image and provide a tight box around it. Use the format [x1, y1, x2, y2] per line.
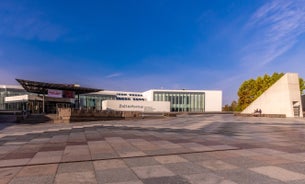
[299, 78, 305, 95]
[222, 100, 238, 111]
[222, 104, 230, 111]
[237, 72, 304, 111]
[231, 100, 238, 111]
[237, 78, 257, 111]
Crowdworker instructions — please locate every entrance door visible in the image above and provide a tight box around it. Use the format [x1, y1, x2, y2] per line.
[29, 101, 42, 114]
[293, 105, 300, 117]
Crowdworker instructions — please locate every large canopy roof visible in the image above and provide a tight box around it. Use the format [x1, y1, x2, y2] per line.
[16, 79, 102, 95]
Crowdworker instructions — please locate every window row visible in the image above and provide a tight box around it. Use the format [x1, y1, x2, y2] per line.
[153, 92, 205, 112]
[129, 94, 143, 97]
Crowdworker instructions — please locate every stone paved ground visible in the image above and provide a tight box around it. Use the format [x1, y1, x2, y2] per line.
[1, 114, 305, 183]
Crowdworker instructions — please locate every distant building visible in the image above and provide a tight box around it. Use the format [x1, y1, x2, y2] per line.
[0, 79, 222, 113]
[0, 85, 27, 110]
[99, 89, 222, 112]
[142, 89, 222, 112]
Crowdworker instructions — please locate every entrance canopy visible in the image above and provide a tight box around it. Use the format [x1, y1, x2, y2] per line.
[16, 79, 102, 95]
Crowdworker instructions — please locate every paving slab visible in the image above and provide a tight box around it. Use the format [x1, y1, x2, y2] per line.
[126, 139, 159, 151]
[199, 160, 238, 171]
[142, 176, 190, 184]
[154, 155, 187, 164]
[183, 172, 235, 184]
[277, 162, 305, 175]
[132, 165, 175, 179]
[9, 175, 55, 184]
[181, 152, 215, 162]
[57, 161, 94, 174]
[0, 167, 22, 184]
[17, 164, 58, 177]
[93, 159, 128, 171]
[106, 181, 143, 184]
[216, 168, 285, 184]
[250, 166, 305, 182]
[29, 151, 63, 164]
[0, 158, 31, 167]
[0, 145, 21, 154]
[61, 145, 91, 162]
[124, 156, 159, 167]
[55, 171, 97, 184]
[95, 168, 138, 183]
[179, 142, 213, 152]
[164, 162, 208, 175]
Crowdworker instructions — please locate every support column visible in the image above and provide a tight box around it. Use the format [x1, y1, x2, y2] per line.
[42, 94, 45, 113]
[78, 93, 80, 109]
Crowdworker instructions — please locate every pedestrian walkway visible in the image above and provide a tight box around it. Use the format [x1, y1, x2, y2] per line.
[1, 114, 305, 183]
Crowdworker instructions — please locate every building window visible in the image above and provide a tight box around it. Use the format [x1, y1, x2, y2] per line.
[153, 92, 205, 112]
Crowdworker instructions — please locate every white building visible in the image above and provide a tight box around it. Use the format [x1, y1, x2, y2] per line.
[98, 89, 222, 113]
[92, 90, 171, 113]
[142, 89, 222, 112]
[1, 83, 223, 113]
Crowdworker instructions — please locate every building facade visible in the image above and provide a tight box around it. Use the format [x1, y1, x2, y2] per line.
[143, 90, 222, 112]
[0, 85, 28, 110]
[142, 90, 205, 112]
[1, 85, 222, 113]
[86, 89, 222, 112]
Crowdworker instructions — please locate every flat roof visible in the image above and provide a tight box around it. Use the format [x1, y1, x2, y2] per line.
[16, 79, 102, 95]
[0, 85, 25, 90]
[144, 89, 222, 93]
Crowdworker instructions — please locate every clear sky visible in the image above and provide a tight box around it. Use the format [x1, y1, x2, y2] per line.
[1, 0, 305, 105]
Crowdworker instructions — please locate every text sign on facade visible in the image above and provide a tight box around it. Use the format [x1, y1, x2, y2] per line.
[63, 90, 75, 98]
[48, 89, 63, 98]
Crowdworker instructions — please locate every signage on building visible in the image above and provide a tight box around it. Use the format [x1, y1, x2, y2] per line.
[48, 89, 63, 98]
[102, 100, 170, 112]
[119, 104, 144, 109]
[63, 90, 75, 98]
[5, 95, 29, 102]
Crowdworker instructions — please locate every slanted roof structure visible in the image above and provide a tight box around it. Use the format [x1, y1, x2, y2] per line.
[16, 79, 102, 95]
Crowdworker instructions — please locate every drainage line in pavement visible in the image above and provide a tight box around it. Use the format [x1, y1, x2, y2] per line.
[0, 147, 241, 169]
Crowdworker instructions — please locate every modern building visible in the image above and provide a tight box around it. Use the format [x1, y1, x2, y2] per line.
[241, 73, 303, 117]
[1, 79, 223, 113]
[0, 85, 28, 110]
[98, 89, 222, 113]
[2, 79, 102, 113]
[142, 90, 222, 112]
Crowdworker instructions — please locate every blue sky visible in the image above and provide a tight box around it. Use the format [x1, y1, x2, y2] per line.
[1, 0, 305, 105]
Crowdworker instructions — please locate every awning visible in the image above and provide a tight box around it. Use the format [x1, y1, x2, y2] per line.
[16, 79, 102, 95]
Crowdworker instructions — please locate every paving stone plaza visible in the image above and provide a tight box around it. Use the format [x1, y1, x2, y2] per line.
[1, 114, 305, 183]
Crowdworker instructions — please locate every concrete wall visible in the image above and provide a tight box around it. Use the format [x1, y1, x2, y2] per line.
[57, 108, 144, 122]
[204, 91, 222, 112]
[142, 90, 154, 101]
[102, 100, 170, 112]
[302, 95, 305, 111]
[242, 73, 303, 118]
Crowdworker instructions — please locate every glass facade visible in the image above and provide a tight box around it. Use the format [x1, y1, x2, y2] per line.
[0, 86, 116, 112]
[1, 86, 207, 113]
[153, 91, 205, 112]
[0, 86, 28, 110]
[78, 94, 115, 110]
